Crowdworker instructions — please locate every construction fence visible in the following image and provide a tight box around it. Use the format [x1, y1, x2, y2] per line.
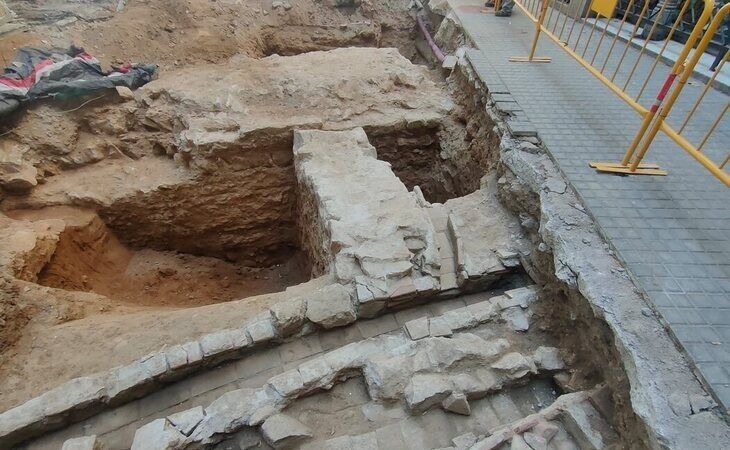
[493, 0, 729, 186]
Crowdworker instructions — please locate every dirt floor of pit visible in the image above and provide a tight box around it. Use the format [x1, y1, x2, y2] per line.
[8, 208, 310, 309]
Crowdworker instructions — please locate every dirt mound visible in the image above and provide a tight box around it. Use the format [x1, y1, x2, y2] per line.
[4, 0, 418, 70]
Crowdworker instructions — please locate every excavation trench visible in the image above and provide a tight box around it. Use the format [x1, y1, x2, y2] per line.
[5, 117, 491, 308]
[0, 38, 650, 450]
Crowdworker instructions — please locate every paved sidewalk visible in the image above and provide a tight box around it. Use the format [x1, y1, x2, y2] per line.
[445, 0, 730, 408]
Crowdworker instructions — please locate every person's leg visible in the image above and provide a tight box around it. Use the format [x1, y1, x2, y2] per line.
[496, 0, 513, 16]
[710, 46, 727, 72]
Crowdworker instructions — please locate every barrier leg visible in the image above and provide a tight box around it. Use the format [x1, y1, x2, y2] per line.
[510, 0, 552, 63]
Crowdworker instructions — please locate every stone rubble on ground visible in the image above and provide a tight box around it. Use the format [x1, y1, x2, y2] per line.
[442, 392, 471, 415]
[61, 435, 104, 450]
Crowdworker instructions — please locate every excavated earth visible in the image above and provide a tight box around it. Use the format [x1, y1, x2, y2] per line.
[1, 1, 729, 450]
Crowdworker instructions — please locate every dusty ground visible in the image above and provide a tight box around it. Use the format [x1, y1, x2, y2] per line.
[2, 0, 419, 69]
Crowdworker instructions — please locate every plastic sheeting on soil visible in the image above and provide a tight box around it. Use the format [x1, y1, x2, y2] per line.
[0, 46, 155, 118]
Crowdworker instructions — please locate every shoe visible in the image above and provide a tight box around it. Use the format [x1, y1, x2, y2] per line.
[495, 9, 512, 16]
[485, 1, 495, 6]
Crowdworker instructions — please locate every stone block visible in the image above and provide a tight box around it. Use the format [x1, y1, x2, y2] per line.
[497, 295, 524, 310]
[532, 347, 564, 371]
[164, 345, 189, 370]
[270, 298, 306, 337]
[168, 406, 205, 436]
[358, 298, 386, 318]
[467, 300, 498, 323]
[194, 389, 256, 439]
[442, 55, 458, 70]
[502, 307, 529, 332]
[405, 317, 430, 340]
[388, 277, 418, 300]
[405, 374, 452, 413]
[441, 272, 458, 290]
[199, 330, 236, 357]
[247, 316, 277, 343]
[131, 418, 186, 450]
[61, 435, 104, 450]
[267, 370, 305, 398]
[504, 286, 539, 308]
[364, 354, 414, 401]
[441, 307, 478, 330]
[413, 276, 437, 294]
[562, 399, 619, 450]
[108, 354, 167, 400]
[491, 353, 535, 379]
[298, 358, 334, 389]
[261, 413, 313, 449]
[182, 341, 204, 365]
[442, 392, 471, 416]
[429, 317, 453, 337]
[306, 284, 356, 329]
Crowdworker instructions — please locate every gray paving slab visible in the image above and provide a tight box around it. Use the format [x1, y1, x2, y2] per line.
[446, 0, 730, 409]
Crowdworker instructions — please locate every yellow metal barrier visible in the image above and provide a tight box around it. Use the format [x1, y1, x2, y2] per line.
[508, 0, 728, 186]
[598, 3, 730, 186]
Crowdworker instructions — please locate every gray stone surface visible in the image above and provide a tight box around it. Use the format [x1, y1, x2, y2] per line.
[532, 347, 565, 372]
[61, 435, 103, 450]
[562, 399, 619, 450]
[267, 370, 306, 399]
[452, 432, 477, 449]
[405, 317, 430, 340]
[270, 298, 306, 337]
[246, 316, 277, 343]
[167, 406, 204, 436]
[429, 316, 454, 337]
[444, 189, 524, 283]
[130, 419, 185, 450]
[442, 392, 471, 416]
[448, 0, 730, 411]
[491, 353, 535, 378]
[502, 307, 529, 332]
[305, 284, 357, 329]
[261, 413, 312, 449]
[199, 330, 238, 357]
[24, 293, 569, 449]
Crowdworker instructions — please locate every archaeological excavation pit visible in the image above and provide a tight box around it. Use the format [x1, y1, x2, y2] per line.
[1, 0, 727, 449]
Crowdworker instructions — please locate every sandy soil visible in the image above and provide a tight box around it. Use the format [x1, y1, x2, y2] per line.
[8, 207, 309, 308]
[3, 0, 417, 71]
